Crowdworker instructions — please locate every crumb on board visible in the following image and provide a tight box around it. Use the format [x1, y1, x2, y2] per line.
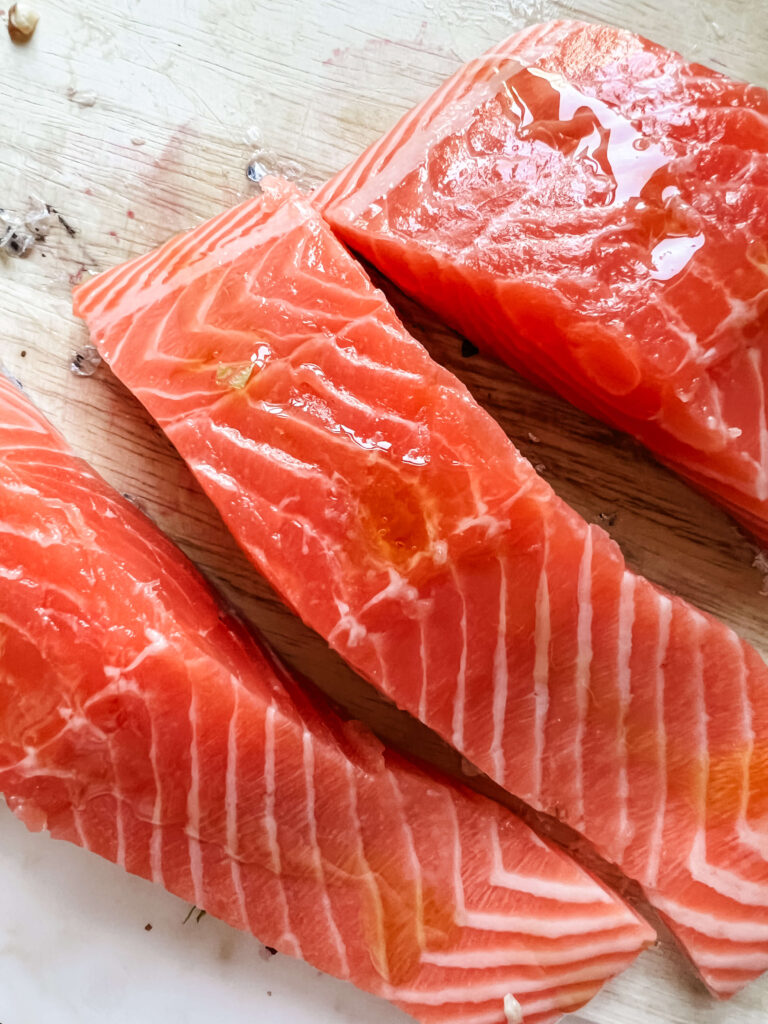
[144, 923, 153, 932]
[7, 2, 39, 43]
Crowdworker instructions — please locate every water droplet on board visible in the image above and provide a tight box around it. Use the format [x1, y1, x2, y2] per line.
[66, 87, 98, 108]
[245, 138, 318, 191]
[0, 198, 55, 257]
[708, 19, 725, 40]
[70, 345, 102, 377]
[246, 160, 268, 183]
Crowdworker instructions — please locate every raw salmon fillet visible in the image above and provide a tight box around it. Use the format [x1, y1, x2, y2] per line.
[74, 180, 768, 997]
[0, 374, 654, 1024]
[317, 20, 768, 544]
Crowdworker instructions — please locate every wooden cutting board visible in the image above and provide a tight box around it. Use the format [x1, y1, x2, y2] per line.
[1, 1, 767, 1022]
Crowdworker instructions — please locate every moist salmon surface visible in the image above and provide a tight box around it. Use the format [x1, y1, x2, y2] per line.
[0, 374, 655, 1024]
[319, 20, 768, 545]
[74, 178, 768, 998]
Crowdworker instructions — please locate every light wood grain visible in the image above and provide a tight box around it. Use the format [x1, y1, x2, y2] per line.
[1, 1, 767, 1022]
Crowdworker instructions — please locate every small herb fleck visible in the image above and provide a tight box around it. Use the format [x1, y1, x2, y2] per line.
[182, 905, 207, 925]
[45, 205, 77, 238]
[216, 360, 256, 390]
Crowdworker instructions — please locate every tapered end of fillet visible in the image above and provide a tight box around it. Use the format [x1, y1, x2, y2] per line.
[653, 902, 768, 1000]
[71, 176, 301, 322]
[393, 908, 654, 1024]
[313, 20, 592, 215]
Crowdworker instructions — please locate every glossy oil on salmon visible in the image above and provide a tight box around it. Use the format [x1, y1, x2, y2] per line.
[318, 20, 768, 545]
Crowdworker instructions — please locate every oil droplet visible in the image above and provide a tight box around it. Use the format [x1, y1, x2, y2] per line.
[359, 461, 429, 567]
[649, 233, 705, 281]
[509, 67, 670, 206]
